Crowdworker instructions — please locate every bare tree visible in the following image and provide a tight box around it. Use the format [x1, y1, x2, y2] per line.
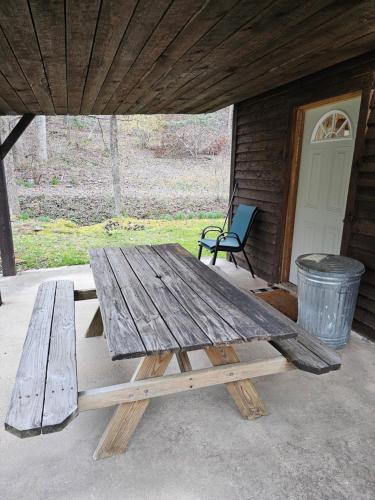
[0, 117, 20, 216]
[35, 115, 48, 162]
[110, 115, 122, 216]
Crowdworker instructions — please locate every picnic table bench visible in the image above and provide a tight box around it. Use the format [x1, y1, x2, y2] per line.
[5, 244, 341, 459]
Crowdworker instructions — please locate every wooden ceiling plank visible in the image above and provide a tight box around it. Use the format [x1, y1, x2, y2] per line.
[80, 0, 138, 114]
[0, 1, 54, 114]
[0, 29, 38, 113]
[117, 0, 242, 114]
[29, 0, 67, 114]
[197, 31, 375, 113]
[129, 0, 263, 114]
[0, 74, 22, 114]
[91, 0, 172, 114]
[66, 0, 101, 114]
[103, 0, 206, 115]
[185, 1, 375, 113]
[152, 0, 335, 113]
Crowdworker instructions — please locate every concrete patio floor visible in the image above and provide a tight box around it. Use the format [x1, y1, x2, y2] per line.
[1, 261, 375, 500]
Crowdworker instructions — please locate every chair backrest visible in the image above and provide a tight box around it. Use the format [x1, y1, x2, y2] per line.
[229, 204, 258, 248]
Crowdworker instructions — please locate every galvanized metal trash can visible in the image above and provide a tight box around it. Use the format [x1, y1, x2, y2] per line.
[296, 254, 365, 348]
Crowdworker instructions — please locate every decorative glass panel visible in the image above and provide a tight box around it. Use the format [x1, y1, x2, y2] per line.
[311, 110, 352, 142]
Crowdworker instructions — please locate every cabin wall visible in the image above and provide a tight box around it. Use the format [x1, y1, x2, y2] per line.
[231, 51, 375, 339]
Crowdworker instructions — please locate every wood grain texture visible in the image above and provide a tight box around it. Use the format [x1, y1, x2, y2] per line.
[93, 352, 173, 460]
[0, 3, 374, 113]
[121, 246, 212, 351]
[65, 0, 101, 114]
[0, 1, 54, 113]
[176, 352, 192, 372]
[89, 248, 146, 359]
[29, 0, 67, 113]
[137, 245, 242, 345]
[105, 247, 179, 354]
[153, 244, 272, 341]
[159, 244, 298, 339]
[42, 281, 77, 433]
[205, 345, 267, 419]
[5, 281, 57, 437]
[79, 356, 293, 412]
[5, 280, 78, 437]
[85, 306, 103, 338]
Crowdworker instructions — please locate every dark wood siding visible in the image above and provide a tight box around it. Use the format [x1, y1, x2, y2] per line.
[231, 51, 375, 339]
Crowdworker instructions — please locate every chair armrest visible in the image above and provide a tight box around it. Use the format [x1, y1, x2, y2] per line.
[200, 226, 223, 239]
[216, 232, 241, 246]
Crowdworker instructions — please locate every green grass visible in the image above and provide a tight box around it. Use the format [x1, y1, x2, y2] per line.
[13, 216, 225, 270]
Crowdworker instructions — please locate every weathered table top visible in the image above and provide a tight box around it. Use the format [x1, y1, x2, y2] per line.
[89, 243, 297, 360]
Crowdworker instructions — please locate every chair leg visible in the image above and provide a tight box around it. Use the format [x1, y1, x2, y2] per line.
[210, 246, 219, 265]
[197, 244, 203, 260]
[230, 252, 238, 268]
[243, 249, 255, 278]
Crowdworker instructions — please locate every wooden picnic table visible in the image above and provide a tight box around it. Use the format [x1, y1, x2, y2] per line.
[5, 243, 341, 461]
[86, 243, 298, 459]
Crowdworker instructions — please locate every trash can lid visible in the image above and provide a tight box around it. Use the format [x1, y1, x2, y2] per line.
[296, 254, 365, 277]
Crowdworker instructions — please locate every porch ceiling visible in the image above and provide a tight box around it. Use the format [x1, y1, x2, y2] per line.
[0, 1, 374, 116]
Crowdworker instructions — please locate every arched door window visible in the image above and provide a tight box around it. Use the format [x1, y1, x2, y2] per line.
[311, 110, 352, 143]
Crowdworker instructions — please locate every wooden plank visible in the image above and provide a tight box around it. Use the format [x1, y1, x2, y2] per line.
[0, 156, 16, 276]
[121, 246, 212, 351]
[42, 281, 78, 433]
[176, 352, 192, 372]
[92, 352, 173, 460]
[105, 248, 179, 354]
[153, 245, 276, 342]
[85, 307, 103, 338]
[89, 248, 146, 360]
[136, 246, 243, 345]
[0, 1, 55, 113]
[92, 0, 171, 113]
[205, 345, 267, 419]
[157, 244, 299, 338]
[80, 0, 138, 113]
[0, 29, 39, 112]
[188, 4, 375, 113]
[5, 281, 56, 437]
[119, 0, 239, 113]
[79, 356, 294, 412]
[66, 0, 101, 114]
[152, 0, 333, 113]
[74, 288, 97, 301]
[29, 0, 67, 113]
[104, 0, 206, 114]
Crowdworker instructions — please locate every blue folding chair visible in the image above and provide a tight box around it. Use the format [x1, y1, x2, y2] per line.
[197, 204, 258, 277]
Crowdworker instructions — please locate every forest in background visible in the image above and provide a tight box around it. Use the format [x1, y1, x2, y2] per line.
[1, 107, 231, 225]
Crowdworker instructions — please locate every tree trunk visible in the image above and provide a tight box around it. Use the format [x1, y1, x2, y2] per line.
[35, 115, 48, 162]
[110, 115, 122, 216]
[0, 117, 20, 217]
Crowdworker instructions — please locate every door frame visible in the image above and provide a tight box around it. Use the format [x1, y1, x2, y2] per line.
[280, 91, 362, 283]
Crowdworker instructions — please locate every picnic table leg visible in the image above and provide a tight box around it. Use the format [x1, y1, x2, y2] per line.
[93, 352, 173, 460]
[176, 352, 192, 372]
[205, 345, 267, 419]
[85, 307, 104, 338]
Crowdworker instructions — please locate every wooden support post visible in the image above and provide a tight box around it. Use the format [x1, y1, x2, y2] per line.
[0, 114, 34, 276]
[93, 352, 173, 460]
[205, 345, 267, 419]
[85, 307, 104, 338]
[176, 352, 192, 372]
[0, 156, 15, 276]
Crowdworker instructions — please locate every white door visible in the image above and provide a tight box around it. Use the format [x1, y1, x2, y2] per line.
[289, 96, 361, 284]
